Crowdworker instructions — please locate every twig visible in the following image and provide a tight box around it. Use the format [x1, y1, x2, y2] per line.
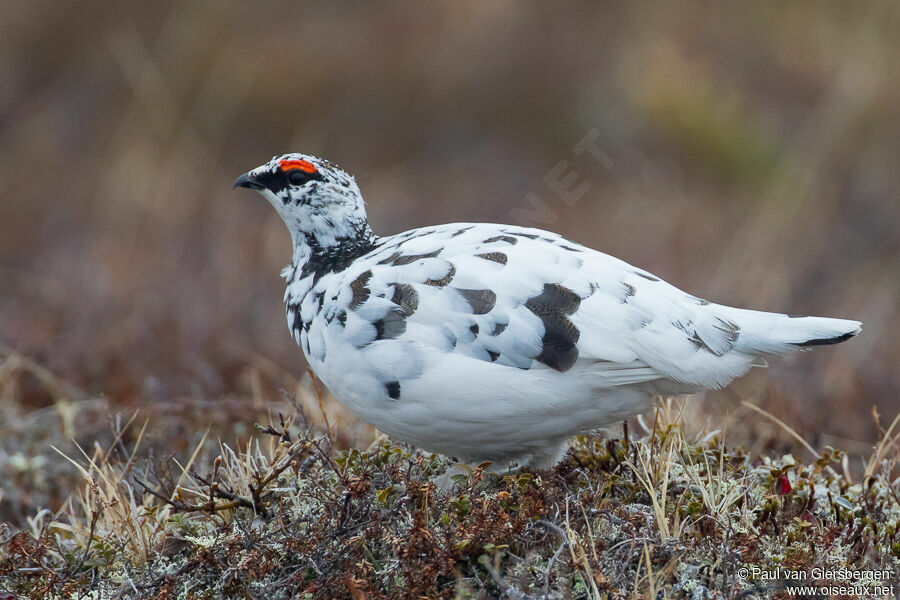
[279, 388, 309, 430]
[74, 502, 103, 573]
[535, 520, 568, 599]
[134, 477, 252, 513]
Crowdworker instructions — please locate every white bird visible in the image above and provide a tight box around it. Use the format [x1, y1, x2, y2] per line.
[234, 153, 861, 471]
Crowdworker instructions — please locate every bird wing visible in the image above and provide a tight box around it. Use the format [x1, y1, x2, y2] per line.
[306, 223, 764, 392]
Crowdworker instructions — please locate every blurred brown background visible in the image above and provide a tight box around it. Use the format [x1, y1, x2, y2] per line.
[1, 2, 898, 521]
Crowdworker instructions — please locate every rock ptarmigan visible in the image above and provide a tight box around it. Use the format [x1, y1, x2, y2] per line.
[234, 153, 861, 471]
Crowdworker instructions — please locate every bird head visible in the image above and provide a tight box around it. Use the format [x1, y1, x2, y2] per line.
[234, 153, 371, 248]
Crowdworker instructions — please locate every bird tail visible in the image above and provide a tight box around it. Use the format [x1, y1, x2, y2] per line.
[717, 307, 862, 355]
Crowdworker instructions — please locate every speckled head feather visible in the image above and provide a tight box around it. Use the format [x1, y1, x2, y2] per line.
[235, 153, 372, 250]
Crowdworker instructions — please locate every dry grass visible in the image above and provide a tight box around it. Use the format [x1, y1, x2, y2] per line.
[1, 378, 897, 598]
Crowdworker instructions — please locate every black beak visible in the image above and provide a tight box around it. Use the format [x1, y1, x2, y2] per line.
[233, 172, 264, 190]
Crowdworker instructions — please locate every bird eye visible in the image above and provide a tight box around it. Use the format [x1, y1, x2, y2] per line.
[288, 170, 309, 185]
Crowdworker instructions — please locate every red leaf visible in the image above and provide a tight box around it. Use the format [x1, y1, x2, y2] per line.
[777, 473, 791, 495]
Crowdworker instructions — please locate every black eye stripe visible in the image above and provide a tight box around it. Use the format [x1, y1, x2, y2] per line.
[254, 168, 324, 192]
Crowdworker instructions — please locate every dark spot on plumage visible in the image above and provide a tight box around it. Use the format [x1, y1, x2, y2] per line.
[389, 250, 442, 266]
[673, 318, 739, 356]
[475, 252, 508, 265]
[483, 235, 518, 245]
[525, 284, 582, 371]
[393, 230, 438, 247]
[525, 283, 581, 317]
[633, 271, 660, 282]
[425, 263, 455, 287]
[672, 319, 709, 350]
[336, 310, 347, 326]
[469, 323, 479, 335]
[314, 291, 325, 312]
[535, 317, 580, 372]
[348, 270, 373, 310]
[457, 288, 497, 315]
[686, 330, 712, 353]
[451, 226, 474, 237]
[390, 283, 419, 316]
[303, 320, 312, 333]
[487, 349, 500, 362]
[373, 308, 407, 340]
[621, 282, 636, 302]
[288, 306, 303, 335]
[490, 322, 507, 336]
[297, 223, 378, 283]
[512, 232, 540, 240]
[385, 380, 401, 400]
[713, 318, 741, 344]
[376, 251, 403, 265]
[559, 244, 583, 252]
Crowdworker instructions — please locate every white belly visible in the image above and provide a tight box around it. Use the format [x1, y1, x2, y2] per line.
[308, 341, 655, 464]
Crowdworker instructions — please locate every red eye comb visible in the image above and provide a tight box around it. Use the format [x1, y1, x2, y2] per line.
[279, 159, 317, 173]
